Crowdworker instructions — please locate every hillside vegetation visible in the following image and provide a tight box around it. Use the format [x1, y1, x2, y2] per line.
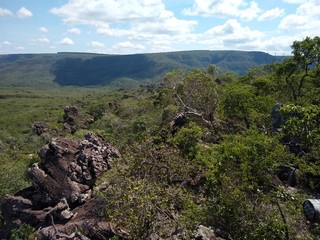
[0, 37, 320, 239]
[0, 51, 284, 88]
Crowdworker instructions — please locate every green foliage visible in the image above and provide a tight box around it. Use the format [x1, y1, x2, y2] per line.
[251, 75, 276, 96]
[179, 69, 218, 112]
[219, 71, 239, 84]
[280, 104, 320, 153]
[131, 119, 147, 142]
[275, 36, 320, 102]
[197, 131, 297, 239]
[10, 224, 37, 240]
[200, 130, 291, 189]
[153, 88, 175, 108]
[87, 102, 106, 121]
[161, 104, 180, 124]
[220, 84, 254, 128]
[170, 122, 203, 159]
[176, 69, 219, 127]
[98, 141, 205, 239]
[162, 69, 184, 89]
[205, 64, 218, 76]
[281, 104, 320, 145]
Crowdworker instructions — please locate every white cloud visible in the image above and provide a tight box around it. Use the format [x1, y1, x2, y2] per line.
[39, 27, 48, 33]
[258, 35, 296, 54]
[112, 41, 145, 53]
[96, 26, 135, 37]
[51, 0, 197, 47]
[182, 0, 261, 21]
[6, 0, 310, 55]
[0, 7, 13, 16]
[258, 7, 285, 21]
[87, 41, 105, 48]
[51, 0, 173, 24]
[58, 37, 74, 45]
[16, 7, 33, 18]
[16, 46, 25, 51]
[37, 38, 50, 44]
[279, 1, 320, 36]
[282, 0, 304, 3]
[68, 28, 81, 35]
[203, 19, 265, 50]
[3, 41, 12, 45]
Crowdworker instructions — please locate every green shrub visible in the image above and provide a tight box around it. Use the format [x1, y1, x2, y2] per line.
[10, 224, 37, 240]
[170, 122, 203, 159]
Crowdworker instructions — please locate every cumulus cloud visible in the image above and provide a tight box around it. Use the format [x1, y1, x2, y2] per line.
[51, 0, 197, 46]
[10, 0, 312, 55]
[0, 8, 13, 16]
[51, 0, 173, 24]
[68, 28, 81, 35]
[258, 7, 285, 21]
[39, 27, 48, 33]
[203, 19, 264, 50]
[87, 41, 105, 48]
[17, 7, 33, 18]
[182, 0, 261, 21]
[279, 0, 320, 35]
[58, 37, 74, 45]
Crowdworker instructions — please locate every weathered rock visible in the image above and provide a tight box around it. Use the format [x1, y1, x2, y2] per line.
[32, 121, 48, 136]
[271, 103, 285, 131]
[38, 198, 129, 240]
[170, 112, 188, 135]
[277, 165, 301, 187]
[0, 133, 122, 239]
[194, 225, 228, 240]
[63, 106, 79, 125]
[62, 106, 93, 134]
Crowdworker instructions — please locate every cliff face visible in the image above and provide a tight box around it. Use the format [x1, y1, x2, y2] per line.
[1, 133, 127, 239]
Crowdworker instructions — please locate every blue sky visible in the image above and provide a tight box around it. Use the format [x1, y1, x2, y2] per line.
[0, 0, 319, 55]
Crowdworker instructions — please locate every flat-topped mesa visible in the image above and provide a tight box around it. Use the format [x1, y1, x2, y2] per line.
[1, 133, 122, 239]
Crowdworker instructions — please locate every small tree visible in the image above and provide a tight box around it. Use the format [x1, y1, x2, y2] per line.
[220, 84, 254, 128]
[176, 69, 219, 128]
[276, 36, 320, 102]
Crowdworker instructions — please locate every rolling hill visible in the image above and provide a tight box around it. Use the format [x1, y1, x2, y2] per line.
[0, 51, 285, 88]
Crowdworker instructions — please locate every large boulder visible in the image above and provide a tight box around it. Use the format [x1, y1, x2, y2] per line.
[0, 133, 124, 239]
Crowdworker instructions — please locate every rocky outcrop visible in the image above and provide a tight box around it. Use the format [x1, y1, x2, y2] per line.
[32, 121, 48, 136]
[0, 133, 124, 239]
[170, 112, 188, 135]
[62, 106, 94, 134]
[271, 103, 285, 132]
[277, 165, 301, 187]
[194, 225, 230, 240]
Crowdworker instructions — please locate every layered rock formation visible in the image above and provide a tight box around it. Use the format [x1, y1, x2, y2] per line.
[0, 133, 126, 239]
